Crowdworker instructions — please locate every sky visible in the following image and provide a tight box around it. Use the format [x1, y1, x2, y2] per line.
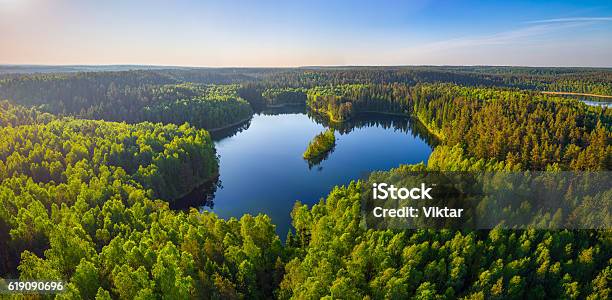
[1, 0, 612, 67]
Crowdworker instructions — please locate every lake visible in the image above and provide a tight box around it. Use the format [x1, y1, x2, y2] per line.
[580, 99, 612, 108]
[178, 106, 434, 236]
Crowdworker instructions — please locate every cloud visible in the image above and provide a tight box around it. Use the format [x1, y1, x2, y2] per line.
[406, 24, 572, 53]
[382, 16, 612, 66]
[405, 17, 609, 54]
[525, 17, 612, 24]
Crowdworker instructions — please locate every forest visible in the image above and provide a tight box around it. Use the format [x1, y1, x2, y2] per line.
[261, 88, 307, 107]
[302, 83, 610, 171]
[305, 84, 412, 122]
[0, 66, 610, 299]
[0, 77, 253, 131]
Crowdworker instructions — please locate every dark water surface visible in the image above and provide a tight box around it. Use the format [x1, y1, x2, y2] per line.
[180, 107, 434, 236]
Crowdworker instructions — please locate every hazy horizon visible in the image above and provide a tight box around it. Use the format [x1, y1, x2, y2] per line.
[3, 63, 612, 69]
[2, 0, 612, 67]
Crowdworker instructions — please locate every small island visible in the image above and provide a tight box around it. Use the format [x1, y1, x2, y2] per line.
[303, 128, 336, 162]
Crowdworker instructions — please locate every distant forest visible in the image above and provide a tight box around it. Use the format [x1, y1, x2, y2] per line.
[0, 66, 610, 299]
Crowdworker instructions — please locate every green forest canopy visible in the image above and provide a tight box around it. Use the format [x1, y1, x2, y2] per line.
[0, 67, 610, 299]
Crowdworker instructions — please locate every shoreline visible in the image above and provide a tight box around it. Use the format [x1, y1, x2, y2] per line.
[309, 108, 444, 142]
[541, 91, 612, 99]
[206, 115, 252, 132]
[207, 103, 306, 132]
[357, 110, 410, 118]
[169, 172, 220, 209]
[265, 103, 306, 108]
[413, 114, 444, 142]
[360, 110, 444, 143]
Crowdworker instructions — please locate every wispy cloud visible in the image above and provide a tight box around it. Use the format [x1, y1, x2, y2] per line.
[406, 23, 575, 53]
[525, 17, 612, 24]
[383, 15, 612, 66]
[407, 17, 610, 53]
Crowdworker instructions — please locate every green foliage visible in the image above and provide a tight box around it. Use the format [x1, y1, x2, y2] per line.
[140, 84, 253, 129]
[252, 66, 612, 96]
[306, 84, 368, 122]
[0, 71, 174, 118]
[411, 83, 611, 170]
[303, 129, 336, 160]
[0, 100, 54, 126]
[284, 81, 611, 298]
[0, 108, 282, 298]
[280, 180, 611, 299]
[305, 83, 411, 122]
[304, 82, 611, 170]
[143, 97, 252, 130]
[262, 88, 307, 106]
[0, 74, 253, 130]
[0, 118, 217, 200]
[1, 68, 611, 299]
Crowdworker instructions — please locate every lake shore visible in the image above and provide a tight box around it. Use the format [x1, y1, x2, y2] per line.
[541, 91, 612, 99]
[265, 103, 306, 108]
[207, 116, 252, 133]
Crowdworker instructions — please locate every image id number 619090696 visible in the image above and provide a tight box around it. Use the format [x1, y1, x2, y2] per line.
[0, 280, 64, 294]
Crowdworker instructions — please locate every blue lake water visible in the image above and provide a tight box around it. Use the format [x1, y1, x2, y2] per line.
[180, 107, 434, 236]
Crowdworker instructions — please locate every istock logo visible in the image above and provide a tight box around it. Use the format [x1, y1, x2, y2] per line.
[372, 183, 433, 200]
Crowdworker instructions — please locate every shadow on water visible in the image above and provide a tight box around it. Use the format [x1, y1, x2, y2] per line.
[175, 107, 438, 212]
[210, 119, 252, 141]
[305, 148, 336, 170]
[304, 140, 336, 171]
[170, 175, 221, 211]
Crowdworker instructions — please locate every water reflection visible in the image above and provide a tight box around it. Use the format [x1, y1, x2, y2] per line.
[210, 105, 308, 140]
[259, 104, 307, 116]
[209, 119, 252, 140]
[307, 111, 440, 147]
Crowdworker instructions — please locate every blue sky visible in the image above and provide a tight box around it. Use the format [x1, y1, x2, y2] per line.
[1, 0, 611, 66]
